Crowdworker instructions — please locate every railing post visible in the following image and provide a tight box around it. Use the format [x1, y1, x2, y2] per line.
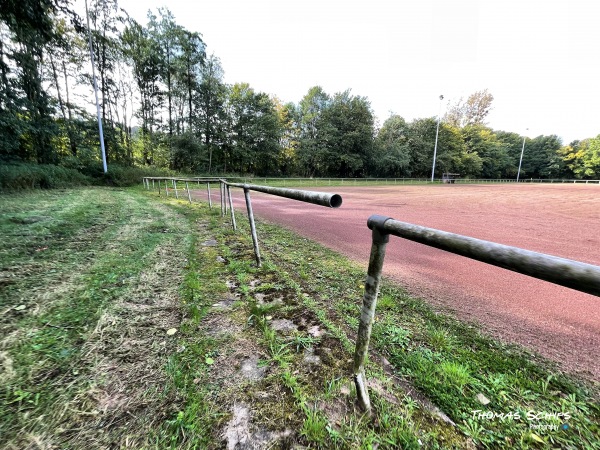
[185, 182, 192, 204]
[220, 182, 225, 216]
[244, 187, 261, 267]
[227, 185, 237, 231]
[158, 179, 161, 196]
[353, 217, 390, 414]
[207, 183, 212, 209]
[224, 182, 229, 215]
[165, 179, 169, 197]
[152, 179, 155, 189]
[173, 179, 179, 199]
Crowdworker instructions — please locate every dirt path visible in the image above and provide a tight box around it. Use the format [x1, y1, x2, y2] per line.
[217, 183, 600, 380]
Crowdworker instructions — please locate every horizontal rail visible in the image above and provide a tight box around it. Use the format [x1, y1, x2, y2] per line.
[354, 214, 600, 413]
[226, 182, 342, 208]
[368, 215, 600, 296]
[144, 176, 223, 183]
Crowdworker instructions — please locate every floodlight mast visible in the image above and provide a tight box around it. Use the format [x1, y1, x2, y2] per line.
[431, 94, 444, 183]
[516, 128, 528, 182]
[85, 0, 108, 173]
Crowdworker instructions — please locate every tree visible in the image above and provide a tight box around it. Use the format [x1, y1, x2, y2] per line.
[88, 0, 126, 162]
[521, 135, 563, 178]
[194, 54, 226, 173]
[122, 19, 163, 165]
[445, 89, 494, 128]
[405, 118, 438, 177]
[560, 136, 600, 179]
[319, 90, 374, 177]
[176, 28, 205, 131]
[297, 86, 330, 177]
[461, 125, 512, 178]
[585, 136, 600, 178]
[0, 0, 66, 163]
[496, 130, 525, 176]
[373, 115, 411, 177]
[225, 83, 281, 175]
[274, 99, 299, 176]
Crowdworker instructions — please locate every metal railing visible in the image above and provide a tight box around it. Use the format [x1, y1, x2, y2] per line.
[224, 182, 342, 267]
[143, 177, 343, 268]
[143, 177, 223, 205]
[143, 176, 600, 413]
[352, 215, 600, 413]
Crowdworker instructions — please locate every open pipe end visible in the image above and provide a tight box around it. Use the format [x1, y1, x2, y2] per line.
[367, 214, 393, 230]
[330, 194, 343, 208]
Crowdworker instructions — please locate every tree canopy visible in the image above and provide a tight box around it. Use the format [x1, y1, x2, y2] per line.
[1, 2, 598, 179]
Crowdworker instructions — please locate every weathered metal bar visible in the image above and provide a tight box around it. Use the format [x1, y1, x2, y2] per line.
[353, 214, 600, 413]
[353, 226, 390, 414]
[158, 179, 161, 196]
[185, 182, 192, 204]
[165, 179, 169, 197]
[371, 216, 600, 297]
[224, 181, 229, 215]
[173, 179, 179, 199]
[152, 179, 155, 189]
[207, 183, 212, 209]
[220, 182, 225, 216]
[227, 185, 237, 231]
[244, 188, 261, 267]
[226, 183, 342, 208]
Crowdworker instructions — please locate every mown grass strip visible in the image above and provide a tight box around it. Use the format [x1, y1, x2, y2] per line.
[253, 218, 600, 449]
[3, 186, 598, 449]
[0, 188, 191, 448]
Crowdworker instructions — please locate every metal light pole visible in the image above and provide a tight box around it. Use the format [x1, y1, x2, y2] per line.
[431, 94, 444, 182]
[84, 0, 107, 173]
[516, 128, 528, 182]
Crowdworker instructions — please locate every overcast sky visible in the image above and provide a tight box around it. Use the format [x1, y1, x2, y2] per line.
[83, 0, 600, 143]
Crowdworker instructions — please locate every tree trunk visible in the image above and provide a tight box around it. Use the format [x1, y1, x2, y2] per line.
[62, 61, 77, 156]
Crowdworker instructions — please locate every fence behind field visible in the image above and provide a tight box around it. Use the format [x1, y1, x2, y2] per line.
[224, 177, 600, 187]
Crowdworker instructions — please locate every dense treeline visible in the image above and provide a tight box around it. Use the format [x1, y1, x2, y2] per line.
[1, 0, 599, 180]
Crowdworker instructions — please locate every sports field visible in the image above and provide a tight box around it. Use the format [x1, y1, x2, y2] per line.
[223, 183, 600, 379]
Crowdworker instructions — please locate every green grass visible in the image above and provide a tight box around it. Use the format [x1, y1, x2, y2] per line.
[254, 219, 600, 449]
[0, 187, 223, 448]
[1, 186, 598, 449]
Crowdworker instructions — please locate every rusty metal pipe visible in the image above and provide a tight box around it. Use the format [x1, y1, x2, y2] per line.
[227, 185, 237, 231]
[185, 182, 192, 204]
[353, 226, 389, 413]
[244, 188, 261, 267]
[173, 179, 179, 199]
[221, 182, 226, 216]
[227, 183, 342, 208]
[369, 215, 600, 297]
[353, 214, 600, 413]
